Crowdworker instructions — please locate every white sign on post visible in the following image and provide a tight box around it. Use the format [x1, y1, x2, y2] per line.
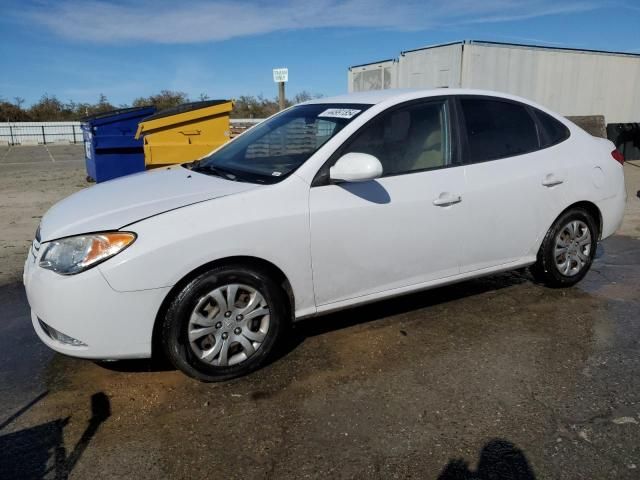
[273, 68, 289, 83]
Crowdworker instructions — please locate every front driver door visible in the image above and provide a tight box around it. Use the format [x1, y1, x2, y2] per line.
[309, 98, 467, 307]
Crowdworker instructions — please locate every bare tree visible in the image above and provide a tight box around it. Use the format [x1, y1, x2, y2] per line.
[133, 90, 190, 111]
[0, 89, 325, 121]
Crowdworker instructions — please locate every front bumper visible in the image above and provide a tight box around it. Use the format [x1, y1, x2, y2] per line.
[24, 248, 171, 360]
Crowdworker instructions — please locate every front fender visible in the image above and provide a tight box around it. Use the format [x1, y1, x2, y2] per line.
[98, 177, 316, 316]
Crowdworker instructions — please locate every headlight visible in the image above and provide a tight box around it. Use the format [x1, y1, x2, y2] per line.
[39, 232, 136, 275]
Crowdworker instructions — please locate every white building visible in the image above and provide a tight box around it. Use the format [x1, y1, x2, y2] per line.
[348, 40, 640, 124]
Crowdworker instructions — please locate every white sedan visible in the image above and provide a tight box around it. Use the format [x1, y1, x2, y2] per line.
[24, 89, 626, 381]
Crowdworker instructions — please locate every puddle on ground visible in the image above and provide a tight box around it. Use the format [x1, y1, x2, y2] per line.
[579, 236, 640, 352]
[1, 235, 638, 479]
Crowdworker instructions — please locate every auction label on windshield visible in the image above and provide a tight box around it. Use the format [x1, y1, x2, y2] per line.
[318, 108, 361, 119]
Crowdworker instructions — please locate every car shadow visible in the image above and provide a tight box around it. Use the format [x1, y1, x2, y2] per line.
[0, 391, 111, 480]
[94, 356, 174, 373]
[95, 269, 531, 374]
[338, 179, 391, 204]
[438, 438, 536, 479]
[271, 269, 531, 364]
[295, 270, 528, 338]
[274, 237, 615, 362]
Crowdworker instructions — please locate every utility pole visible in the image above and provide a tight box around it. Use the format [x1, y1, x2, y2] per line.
[273, 68, 288, 111]
[278, 81, 286, 111]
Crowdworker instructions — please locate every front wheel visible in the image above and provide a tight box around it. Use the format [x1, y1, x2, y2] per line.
[161, 265, 288, 381]
[530, 208, 598, 288]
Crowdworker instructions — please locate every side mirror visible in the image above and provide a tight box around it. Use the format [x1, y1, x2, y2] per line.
[329, 152, 383, 183]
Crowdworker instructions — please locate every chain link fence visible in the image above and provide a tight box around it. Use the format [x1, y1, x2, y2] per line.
[0, 120, 264, 146]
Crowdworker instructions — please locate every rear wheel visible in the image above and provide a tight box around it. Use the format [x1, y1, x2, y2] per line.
[162, 265, 288, 381]
[530, 208, 598, 288]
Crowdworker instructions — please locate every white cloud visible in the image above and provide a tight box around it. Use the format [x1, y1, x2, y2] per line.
[23, 0, 597, 44]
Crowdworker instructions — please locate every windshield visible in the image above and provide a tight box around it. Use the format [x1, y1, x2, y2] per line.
[188, 103, 371, 184]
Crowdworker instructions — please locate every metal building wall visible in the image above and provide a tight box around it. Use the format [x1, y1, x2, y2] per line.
[397, 43, 462, 88]
[461, 42, 640, 124]
[349, 41, 640, 123]
[348, 60, 398, 92]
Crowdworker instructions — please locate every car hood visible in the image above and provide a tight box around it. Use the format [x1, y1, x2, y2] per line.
[39, 166, 262, 241]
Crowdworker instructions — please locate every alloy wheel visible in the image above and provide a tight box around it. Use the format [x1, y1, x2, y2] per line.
[187, 284, 270, 367]
[553, 220, 592, 277]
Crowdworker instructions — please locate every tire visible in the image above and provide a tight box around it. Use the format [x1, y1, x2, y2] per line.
[530, 208, 598, 288]
[161, 265, 289, 382]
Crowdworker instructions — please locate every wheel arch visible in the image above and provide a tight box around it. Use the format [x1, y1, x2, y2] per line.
[560, 201, 603, 239]
[533, 200, 603, 258]
[151, 256, 295, 359]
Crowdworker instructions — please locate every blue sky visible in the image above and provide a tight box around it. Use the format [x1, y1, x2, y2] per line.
[1, 0, 639, 107]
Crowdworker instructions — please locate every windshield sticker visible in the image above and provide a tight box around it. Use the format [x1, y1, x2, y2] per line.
[318, 108, 361, 119]
[271, 171, 282, 176]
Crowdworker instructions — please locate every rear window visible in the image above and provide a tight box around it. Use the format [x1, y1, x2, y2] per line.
[532, 108, 570, 147]
[460, 98, 539, 163]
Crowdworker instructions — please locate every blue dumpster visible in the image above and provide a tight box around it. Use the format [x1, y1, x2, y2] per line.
[82, 106, 156, 183]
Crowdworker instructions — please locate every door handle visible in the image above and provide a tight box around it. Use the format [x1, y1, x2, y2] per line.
[433, 193, 462, 207]
[542, 173, 564, 187]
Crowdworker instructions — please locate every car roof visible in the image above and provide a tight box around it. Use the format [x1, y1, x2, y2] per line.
[304, 89, 427, 105]
[302, 88, 538, 107]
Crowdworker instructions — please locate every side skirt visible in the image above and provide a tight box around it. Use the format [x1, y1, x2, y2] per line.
[295, 257, 536, 321]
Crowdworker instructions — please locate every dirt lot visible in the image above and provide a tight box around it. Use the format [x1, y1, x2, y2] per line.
[1, 145, 640, 479]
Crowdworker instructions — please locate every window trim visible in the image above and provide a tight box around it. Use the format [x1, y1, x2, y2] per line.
[455, 95, 544, 165]
[529, 106, 571, 149]
[311, 96, 462, 187]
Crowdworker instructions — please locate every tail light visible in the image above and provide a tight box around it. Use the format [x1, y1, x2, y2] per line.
[611, 149, 625, 166]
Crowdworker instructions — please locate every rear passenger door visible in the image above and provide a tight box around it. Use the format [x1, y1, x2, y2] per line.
[457, 96, 568, 273]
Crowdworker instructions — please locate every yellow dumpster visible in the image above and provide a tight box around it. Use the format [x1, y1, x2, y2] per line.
[135, 100, 233, 167]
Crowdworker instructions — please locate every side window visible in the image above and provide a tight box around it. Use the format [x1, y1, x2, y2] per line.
[532, 108, 570, 147]
[342, 100, 451, 176]
[460, 98, 539, 162]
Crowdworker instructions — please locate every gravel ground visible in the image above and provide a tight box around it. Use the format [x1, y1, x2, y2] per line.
[0, 145, 86, 286]
[1, 145, 640, 479]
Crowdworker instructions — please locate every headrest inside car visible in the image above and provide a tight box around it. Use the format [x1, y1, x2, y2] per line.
[384, 111, 411, 142]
